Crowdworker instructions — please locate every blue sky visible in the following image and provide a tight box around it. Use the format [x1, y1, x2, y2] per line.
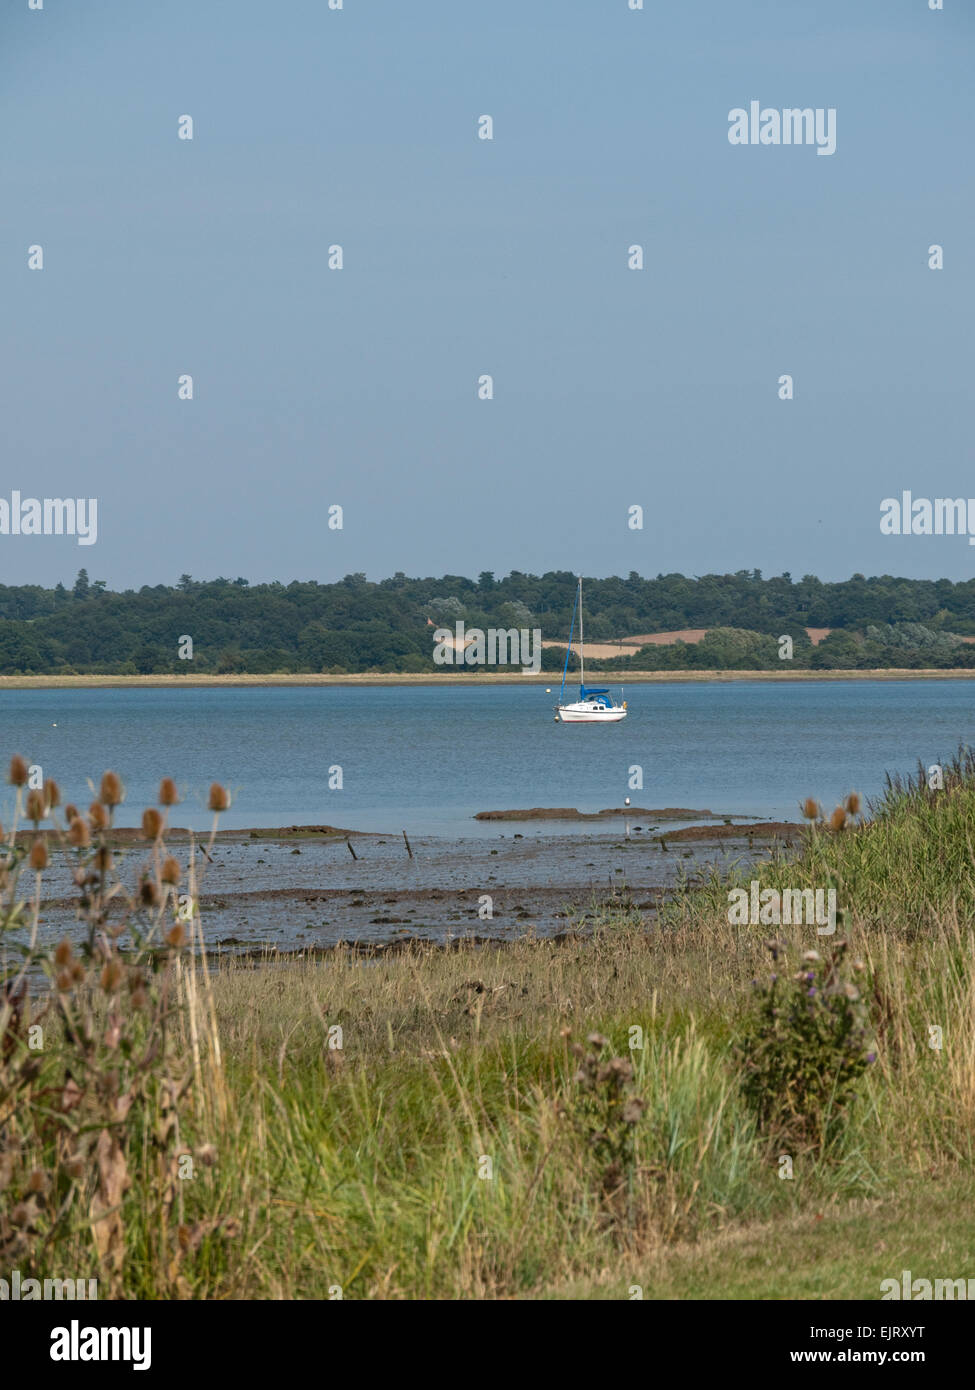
[2, 0, 971, 587]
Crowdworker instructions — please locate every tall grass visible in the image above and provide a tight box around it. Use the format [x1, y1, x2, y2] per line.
[2, 753, 974, 1297]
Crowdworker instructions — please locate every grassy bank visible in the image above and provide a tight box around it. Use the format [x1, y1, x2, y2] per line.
[2, 758, 974, 1298]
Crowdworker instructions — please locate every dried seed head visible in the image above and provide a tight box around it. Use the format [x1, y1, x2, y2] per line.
[161, 856, 180, 885]
[142, 808, 163, 841]
[100, 960, 122, 993]
[25, 790, 46, 823]
[70, 962, 85, 983]
[54, 938, 73, 967]
[165, 923, 186, 949]
[45, 779, 61, 810]
[88, 803, 108, 832]
[94, 846, 113, 874]
[56, 969, 72, 993]
[845, 791, 861, 816]
[27, 1169, 46, 1193]
[68, 817, 91, 848]
[139, 878, 160, 907]
[99, 771, 123, 807]
[130, 986, 147, 1010]
[801, 797, 820, 821]
[29, 839, 48, 872]
[829, 805, 848, 832]
[158, 777, 179, 807]
[208, 782, 230, 812]
[64, 803, 79, 823]
[8, 755, 29, 786]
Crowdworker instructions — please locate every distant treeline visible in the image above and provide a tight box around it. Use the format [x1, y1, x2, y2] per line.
[1, 568, 975, 674]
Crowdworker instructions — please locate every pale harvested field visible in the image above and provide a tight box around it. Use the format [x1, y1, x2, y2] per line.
[544, 627, 832, 653]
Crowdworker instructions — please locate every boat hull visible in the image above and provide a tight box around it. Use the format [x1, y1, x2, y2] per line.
[557, 704, 627, 723]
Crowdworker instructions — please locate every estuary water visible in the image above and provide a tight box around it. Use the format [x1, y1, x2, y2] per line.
[0, 680, 971, 837]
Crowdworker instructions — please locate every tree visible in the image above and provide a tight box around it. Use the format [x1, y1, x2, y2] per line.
[72, 569, 89, 599]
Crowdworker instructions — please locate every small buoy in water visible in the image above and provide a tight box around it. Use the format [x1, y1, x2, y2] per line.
[545, 687, 551, 693]
[625, 797, 630, 806]
[52, 722, 57, 727]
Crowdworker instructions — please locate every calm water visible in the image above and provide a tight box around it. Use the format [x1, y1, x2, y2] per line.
[0, 681, 971, 837]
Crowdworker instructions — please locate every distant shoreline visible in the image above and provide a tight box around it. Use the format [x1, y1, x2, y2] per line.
[2, 668, 975, 690]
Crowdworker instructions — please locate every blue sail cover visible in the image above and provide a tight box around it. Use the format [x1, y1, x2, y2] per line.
[579, 685, 611, 705]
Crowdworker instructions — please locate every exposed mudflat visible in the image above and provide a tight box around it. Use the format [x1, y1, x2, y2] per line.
[13, 820, 797, 959]
[473, 806, 734, 821]
[655, 821, 801, 843]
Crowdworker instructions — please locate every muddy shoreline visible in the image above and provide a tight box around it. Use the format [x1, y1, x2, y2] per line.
[13, 820, 800, 960]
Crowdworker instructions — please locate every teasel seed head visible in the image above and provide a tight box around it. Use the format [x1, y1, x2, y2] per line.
[88, 802, 109, 832]
[801, 797, 820, 821]
[165, 922, 186, 949]
[64, 803, 79, 823]
[99, 771, 123, 807]
[161, 855, 181, 885]
[100, 960, 122, 993]
[829, 805, 848, 832]
[68, 817, 91, 848]
[139, 877, 160, 907]
[845, 791, 861, 816]
[208, 782, 230, 812]
[142, 807, 163, 841]
[54, 938, 73, 967]
[8, 755, 28, 786]
[158, 777, 179, 807]
[94, 846, 113, 873]
[45, 779, 61, 810]
[25, 790, 46, 823]
[29, 839, 48, 871]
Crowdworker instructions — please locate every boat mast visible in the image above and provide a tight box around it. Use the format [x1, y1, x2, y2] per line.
[578, 577, 584, 690]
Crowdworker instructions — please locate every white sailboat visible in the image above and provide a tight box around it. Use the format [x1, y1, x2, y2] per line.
[555, 578, 628, 723]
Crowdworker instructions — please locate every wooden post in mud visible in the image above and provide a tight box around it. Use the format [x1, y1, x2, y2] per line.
[402, 830, 413, 859]
[346, 838, 358, 860]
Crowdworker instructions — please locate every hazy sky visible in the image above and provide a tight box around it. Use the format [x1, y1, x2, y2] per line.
[2, 0, 971, 589]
